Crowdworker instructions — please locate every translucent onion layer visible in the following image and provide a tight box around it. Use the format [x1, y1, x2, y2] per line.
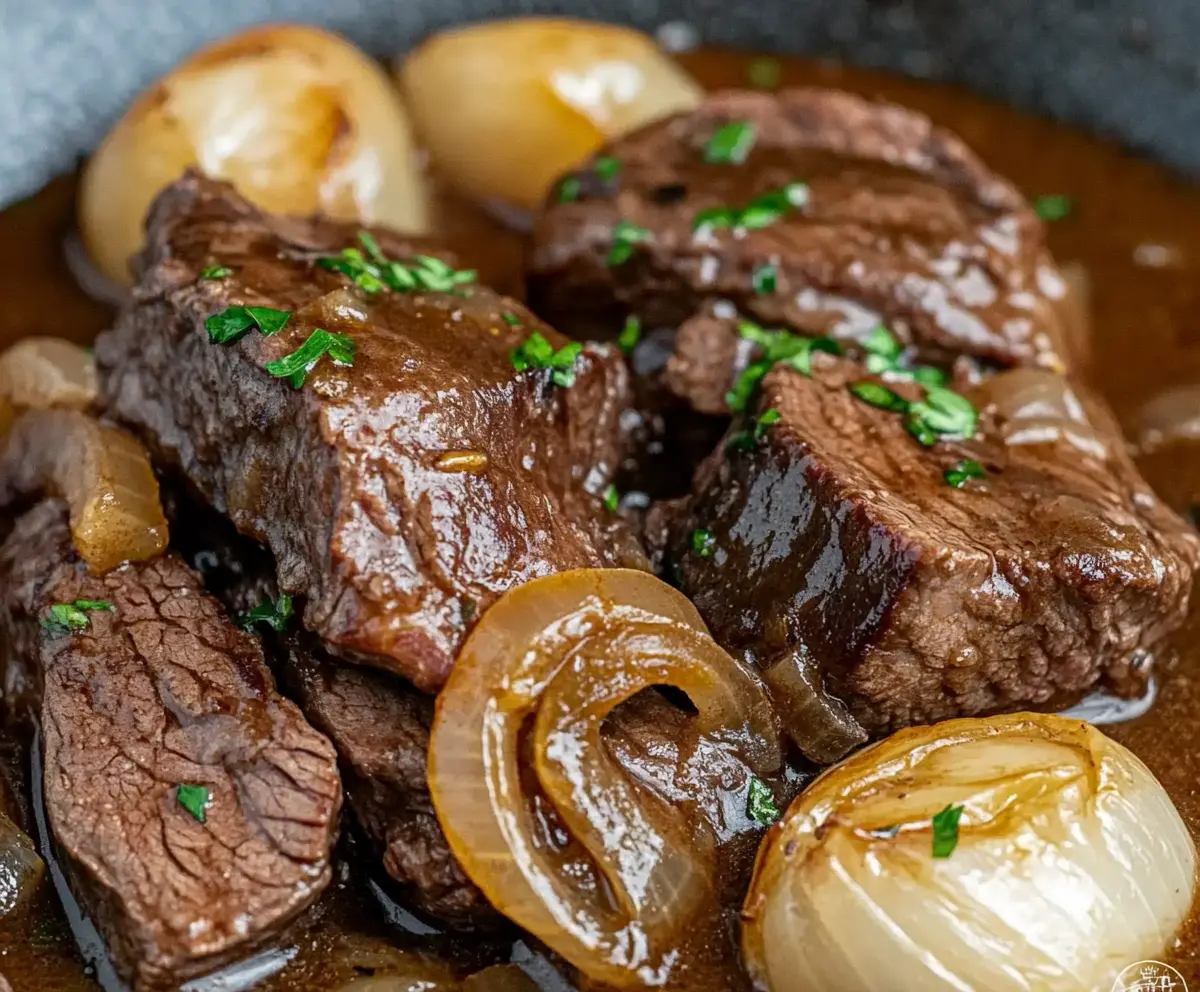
[0, 336, 97, 412]
[429, 568, 780, 990]
[0, 410, 168, 573]
[742, 713, 1196, 992]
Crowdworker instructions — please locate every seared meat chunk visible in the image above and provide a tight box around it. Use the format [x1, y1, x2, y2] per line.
[98, 172, 645, 692]
[656, 354, 1199, 744]
[529, 88, 1081, 373]
[0, 501, 341, 991]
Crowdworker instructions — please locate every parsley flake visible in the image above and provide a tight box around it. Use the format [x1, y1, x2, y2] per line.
[594, 156, 621, 181]
[747, 776, 780, 826]
[693, 183, 809, 235]
[608, 220, 650, 267]
[617, 315, 642, 353]
[238, 594, 293, 634]
[501, 312, 521, 328]
[199, 265, 232, 280]
[726, 407, 782, 455]
[945, 459, 988, 488]
[264, 329, 355, 388]
[205, 306, 292, 344]
[726, 322, 840, 412]
[931, 803, 965, 858]
[602, 485, 620, 512]
[909, 385, 978, 440]
[558, 176, 582, 204]
[849, 381, 909, 413]
[41, 600, 115, 636]
[703, 121, 756, 165]
[862, 325, 903, 363]
[510, 333, 583, 388]
[1034, 194, 1074, 222]
[177, 784, 210, 824]
[690, 527, 717, 558]
[752, 262, 778, 295]
[319, 235, 475, 296]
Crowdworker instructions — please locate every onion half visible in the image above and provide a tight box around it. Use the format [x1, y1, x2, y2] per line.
[742, 713, 1196, 992]
[429, 568, 780, 989]
[0, 410, 168, 573]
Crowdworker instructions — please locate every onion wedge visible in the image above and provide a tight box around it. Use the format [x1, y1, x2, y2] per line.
[0, 410, 168, 573]
[429, 568, 781, 989]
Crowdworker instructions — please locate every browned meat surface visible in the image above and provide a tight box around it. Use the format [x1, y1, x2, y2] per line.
[654, 354, 1199, 742]
[98, 173, 646, 693]
[0, 500, 342, 991]
[529, 88, 1080, 373]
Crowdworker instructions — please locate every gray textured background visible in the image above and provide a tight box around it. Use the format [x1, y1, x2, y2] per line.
[0, 0, 1197, 209]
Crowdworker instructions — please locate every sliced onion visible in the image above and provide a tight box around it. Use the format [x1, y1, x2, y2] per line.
[0, 337, 97, 412]
[742, 713, 1196, 992]
[429, 568, 780, 989]
[0, 410, 168, 573]
[971, 367, 1109, 458]
[1134, 384, 1200, 454]
[80, 24, 430, 285]
[760, 649, 867, 765]
[397, 18, 702, 211]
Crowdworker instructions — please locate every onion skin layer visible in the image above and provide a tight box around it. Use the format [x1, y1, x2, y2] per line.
[742, 713, 1196, 992]
[429, 568, 780, 990]
[0, 410, 168, 573]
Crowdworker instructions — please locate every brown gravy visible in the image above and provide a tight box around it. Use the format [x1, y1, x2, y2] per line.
[3, 43, 1200, 990]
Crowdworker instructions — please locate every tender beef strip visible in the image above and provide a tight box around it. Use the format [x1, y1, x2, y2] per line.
[0, 500, 342, 990]
[654, 355, 1200, 745]
[529, 88, 1082, 373]
[98, 172, 646, 693]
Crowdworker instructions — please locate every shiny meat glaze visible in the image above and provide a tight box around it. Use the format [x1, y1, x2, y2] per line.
[0, 500, 342, 990]
[656, 353, 1199, 740]
[97, 173, 645, 692]
[529, 88, 1082, 372]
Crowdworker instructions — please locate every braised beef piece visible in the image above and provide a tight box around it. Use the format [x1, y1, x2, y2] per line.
[529, 88, 1083, 376]
[653, 353, 1199, 746]
[0, 500, 342, 990]
[98, 172, 645, 693]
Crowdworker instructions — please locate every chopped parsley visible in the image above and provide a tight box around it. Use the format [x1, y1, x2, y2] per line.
[320, 233, 475, 295]
[703, 121, 756, 165]
[607, 220, 650, 267]
[945, 458, 987, 488]
[205, 305, 291, 344]
[617, 315, 642, 353]
[41, 600, 115, 636]
[176, 784, 210, 824]
[690, 527, 717, 558]
[264, 329, 355, 388]
[862, 325, 903, 371]
[849, 381, 909, 413]
[756, 407, 782, 436]
[237, 594, 293, 633]
[727, 322, 839, 412]
[594, 156, 621, 181]
[693, 183, 810, 235]
[1033, 194, 1074, 222]
[510, 332, 584, 388]
[747, 56, 782, 90]
[747, 776, 781, 826]
[199, 265, 232, 280]
[931, 803, 965, 858]
[558, 176, 582, 204]
[752, 262, 778, 295]
[726, 407, 782, 455]
[501, 312, 521, 328]
[602, 485, 620, 512]
[849, 379, 977, 449]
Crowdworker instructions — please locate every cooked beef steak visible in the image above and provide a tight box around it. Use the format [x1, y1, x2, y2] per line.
[655, 354, 1199, 743]
[98, 172, 645, 692]
[0, 500, 342, 990]
[529, 88, 1081, 373]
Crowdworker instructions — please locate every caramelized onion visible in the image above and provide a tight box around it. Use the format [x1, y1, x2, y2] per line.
[0, 337, 97, 412]
[1134, 384, 1200, 454]
[760, 649, 867, 765]
[429, 568, 780, 989]
[0, 410, 168, 573]
[971, 367, 1108, 458]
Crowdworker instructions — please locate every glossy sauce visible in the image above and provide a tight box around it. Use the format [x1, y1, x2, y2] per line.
[4, 44, 1200, 989]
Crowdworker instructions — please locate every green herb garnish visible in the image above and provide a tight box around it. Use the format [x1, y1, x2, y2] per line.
[693, 183, 809, 234]
[264, 329, 355, 389]
[908, 385, 978, 439]
[617, 315, 642, 354]
[752, 262, 778, 295]
[690, 527, 717, 558]
[747, 776, 780, 826]
[41, 600, 115, 636]
[602, 485, 620, 512]
[237, 594, 293, 633]
[176, 784, 210, 824]
[909, 366, 948, 388]
[1034, 194, 1074, 222]
[727, 407, 783, 455]
[501, 312, 521, 327]
[755, 407, 782, 437]
[199, 265, 232, 280]
[558, 176, 582, 204]
[931, 803, 965, 858]
[726, 322, 840, 412]
[607, 220, 650, 266]
[510, 332, 584, 388]
[205, 306, 292, 344]
[848, 380, 908, 413]
[945, 459, 987, 488]
[747, 56, 782, 90]
[595, 156, 621, 181]
[319, 235, 475, 295]
[863, 325, 902, 362]
[703, 121, 756, 165]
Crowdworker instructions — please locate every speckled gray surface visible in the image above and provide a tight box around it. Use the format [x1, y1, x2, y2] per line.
[0, 0, 1197, 209]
